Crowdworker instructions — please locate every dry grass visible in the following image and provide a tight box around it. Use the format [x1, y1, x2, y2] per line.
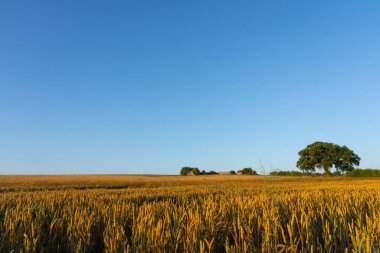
[0, 175, 379, 252]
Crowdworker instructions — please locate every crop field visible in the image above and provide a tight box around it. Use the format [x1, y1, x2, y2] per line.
[0, 175, 379, 252]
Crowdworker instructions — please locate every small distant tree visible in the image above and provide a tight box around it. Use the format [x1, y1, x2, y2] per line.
[180, 167, 193, 176]
[240, 168, 257, 175]
[296, 142, 360, 174]
[230, 170, 236, 175]
[180, 167, 200, 176]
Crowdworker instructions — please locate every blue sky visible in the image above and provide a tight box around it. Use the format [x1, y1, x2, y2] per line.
[1, 1, 379, 174]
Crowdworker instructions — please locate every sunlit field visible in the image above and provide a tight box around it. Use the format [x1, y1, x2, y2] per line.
[0, 175, 379, 252]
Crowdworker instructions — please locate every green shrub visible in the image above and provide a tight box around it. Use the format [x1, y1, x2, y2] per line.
[332, 171, 342, 176]
[269, 171, 306, 176]
[346, 169, 380, 177]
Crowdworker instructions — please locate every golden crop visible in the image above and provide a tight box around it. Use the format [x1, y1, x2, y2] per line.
[0, 175, 379, 252]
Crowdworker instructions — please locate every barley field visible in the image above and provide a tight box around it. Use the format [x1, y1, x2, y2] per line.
[0, 175, 379, 252]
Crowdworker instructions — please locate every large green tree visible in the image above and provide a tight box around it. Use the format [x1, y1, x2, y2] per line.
[296, 142, 360, 174]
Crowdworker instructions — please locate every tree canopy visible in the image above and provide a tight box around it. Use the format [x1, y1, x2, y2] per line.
[296, 142, 360, 174]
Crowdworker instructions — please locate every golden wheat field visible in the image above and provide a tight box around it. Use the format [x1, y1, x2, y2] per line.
[0, 175, 379, 253]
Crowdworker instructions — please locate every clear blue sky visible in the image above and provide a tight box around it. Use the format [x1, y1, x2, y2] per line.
[1, 1, 379, 174]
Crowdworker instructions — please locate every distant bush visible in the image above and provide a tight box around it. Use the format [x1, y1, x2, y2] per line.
[201, 170, 218, 175]
[346, 169, 380, 177]
[238, 168, 258, 175]
[269, 171, 306, 176]
[230, 170, 236, 175]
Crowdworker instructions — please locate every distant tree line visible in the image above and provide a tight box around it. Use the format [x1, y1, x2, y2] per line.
[180, 167, 258, 176]
[180, 167, 219, 176]
[270, 169, 380, 177]
[181, 142, 365, 177]
[346, 169, 380, 177]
